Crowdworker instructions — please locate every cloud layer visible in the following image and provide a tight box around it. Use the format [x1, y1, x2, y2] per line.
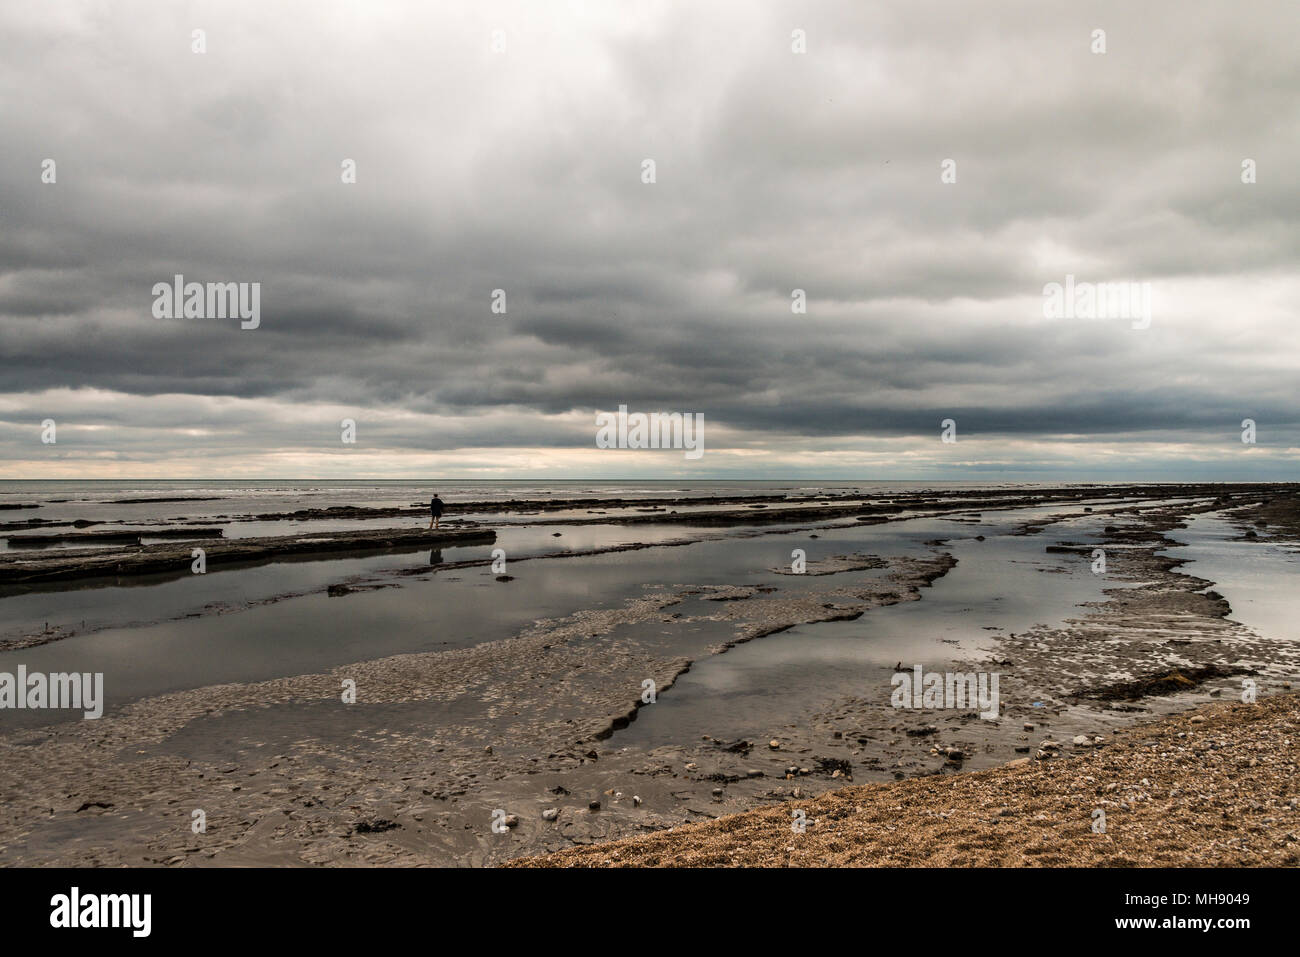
[2, 0, 1297, 479]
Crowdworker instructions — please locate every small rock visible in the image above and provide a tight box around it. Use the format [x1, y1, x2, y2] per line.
[541, 808, 559, 822]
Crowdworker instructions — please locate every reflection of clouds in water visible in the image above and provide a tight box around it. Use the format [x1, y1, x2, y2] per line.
[618, 526, 1111, 746]
[1168, 515, 1300, 642]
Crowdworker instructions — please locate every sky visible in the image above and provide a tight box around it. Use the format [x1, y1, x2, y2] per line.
[1, 0, 1297, 481]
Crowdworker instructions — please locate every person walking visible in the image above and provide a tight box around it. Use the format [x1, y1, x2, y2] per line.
[428, 493, 445, 529]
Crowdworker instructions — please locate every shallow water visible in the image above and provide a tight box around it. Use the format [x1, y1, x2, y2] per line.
[0, 521, 711, 637]
[1164, 513, 1299, 644]
[0, 500, 1231, 735]
[614, 519, 1110, 746]
[0, 511, 1035, 728]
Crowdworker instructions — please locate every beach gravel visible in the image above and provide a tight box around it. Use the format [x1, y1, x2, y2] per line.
[511, 693, 1300, 867]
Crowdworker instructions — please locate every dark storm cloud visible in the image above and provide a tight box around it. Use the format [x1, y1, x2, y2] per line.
[1, 0, 1297, 476]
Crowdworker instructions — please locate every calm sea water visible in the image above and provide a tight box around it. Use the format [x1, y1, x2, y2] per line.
[0, 478, 1031, 500]
[0, 479, 1048, 527]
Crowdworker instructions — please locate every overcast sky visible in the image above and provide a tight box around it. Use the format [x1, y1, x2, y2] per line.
[1, 0, 1297, 480]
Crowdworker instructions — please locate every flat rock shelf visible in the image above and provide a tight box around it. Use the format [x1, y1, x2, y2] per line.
[0, 527, 496, 584]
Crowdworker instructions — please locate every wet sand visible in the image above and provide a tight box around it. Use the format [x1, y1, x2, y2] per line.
[0, 484, 1295, 866]
[514, 692, 1300, 867]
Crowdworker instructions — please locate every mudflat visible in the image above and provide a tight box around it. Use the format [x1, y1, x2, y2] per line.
[0, 483, 1295, 867]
